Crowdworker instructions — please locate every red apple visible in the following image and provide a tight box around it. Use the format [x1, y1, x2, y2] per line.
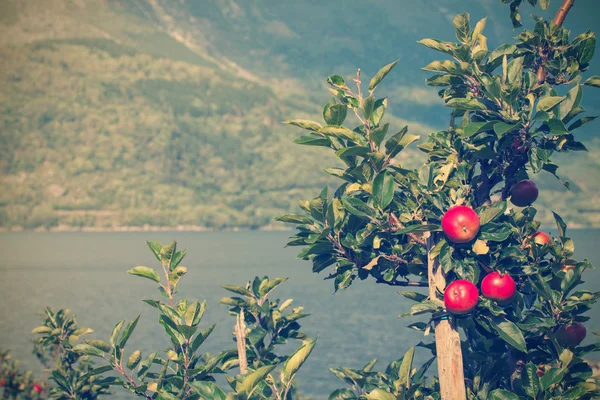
[556, 322, 586, 347]
[441, 206, 480, 244]
[510, 180, 539, 207]
[532, 231, 551, 246]
[481, 272, 517, 304]
[444, 280, 479, 315]
[33, 384, 42, 393]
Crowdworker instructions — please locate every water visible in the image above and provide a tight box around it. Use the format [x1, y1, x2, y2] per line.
[1, 230, 599, 399]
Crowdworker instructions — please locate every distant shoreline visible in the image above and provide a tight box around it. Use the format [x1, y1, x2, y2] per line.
[0, 223, 592, 233]
[0, 224, 294, 233]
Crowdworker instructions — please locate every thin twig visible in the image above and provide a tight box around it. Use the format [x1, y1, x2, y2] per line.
[375, 278, 429, 287]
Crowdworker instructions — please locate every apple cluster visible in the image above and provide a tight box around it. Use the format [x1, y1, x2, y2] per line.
[440, 179, 586, 346]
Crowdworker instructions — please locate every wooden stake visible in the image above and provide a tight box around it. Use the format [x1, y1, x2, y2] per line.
[427, 235, 466, 400]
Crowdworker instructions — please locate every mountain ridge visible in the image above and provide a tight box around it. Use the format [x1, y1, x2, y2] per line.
[1, 0, 600, 230]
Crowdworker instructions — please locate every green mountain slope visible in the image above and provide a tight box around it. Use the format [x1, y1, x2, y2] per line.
[1, 0, 599, 229]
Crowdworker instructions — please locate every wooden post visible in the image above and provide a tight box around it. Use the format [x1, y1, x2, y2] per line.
[427, 235, 466, 400]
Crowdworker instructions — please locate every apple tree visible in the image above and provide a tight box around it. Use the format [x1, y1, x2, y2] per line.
[279, 0, 600, 398]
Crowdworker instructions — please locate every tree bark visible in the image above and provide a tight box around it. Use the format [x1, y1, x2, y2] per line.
[553, 0, 575, 27]
[427, 235, 467, 400]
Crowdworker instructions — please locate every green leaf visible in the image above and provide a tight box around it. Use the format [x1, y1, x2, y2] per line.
[319, 126, 366, 145]
[110, 320, 124, 348]
[127, 266, 160, 283]
[488, 389, 519, 400]
[394, 224, 439, 234]
[397, 346, 415, 388]
[324, 104, 347, 126]
[220, 284, 253, 297]
[362, 95, 375, 120]
[365, 389, 396, 400]
[329, 389, 358, 399]
[490, 316, 528, 353]
[146, 240, 162, 261]
[281, 339, 317, 385]
[477, 201, 507, 225]
[422, 60, 460, 73]
[275, 214, 314, 225]
[168, 266, 187, 286]
[584, 76, 600, 87]
[568, 115, 599, 130]
[544, 119, 569, 135]
[72, 344, 104, 357]
[127, 350, 142, 369]
[283, 119, 322, 132]
[237, 364, 277, 396]
[371, 98, 388, 125]
[553, 211, 567, 237]
[190, 324, 216, 354]
[462, 121, 495, 137]
[341, 197, 377, 219]
[188, 382, 226, 400]
[385, 127, 419, 158]
[453, 13, 471, 44]
[479, 222, 512, 242]
[539, 0, 550, 9]
[493, 122, 520, 137]
[418, 38, 454, 55]
[369, 60, 398, 92]
[293, 135, 332, 147]
[31, 326, 53, 334]
[372, 171, 395, 209]
[119, 315, 140, 348]
[397, 292, 428, 302]
[335, 146, 370, 160]
[258, 277, 288, 297]
[446, 98, 486, 111]
[185, 300, 207, 326]
[369, 123, 389, 147]
[541, 367, 566, 390]
[327, 75, 347, 88]
[536, 96, 565, 112]
[84, 339, 112, 353]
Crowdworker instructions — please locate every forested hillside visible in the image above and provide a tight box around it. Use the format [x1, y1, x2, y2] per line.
[1, 0, 599, 229]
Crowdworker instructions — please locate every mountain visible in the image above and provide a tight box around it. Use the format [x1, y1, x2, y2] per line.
[1, 0, 600, 230]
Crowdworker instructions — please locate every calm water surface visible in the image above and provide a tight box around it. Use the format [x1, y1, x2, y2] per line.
[1, 230, 599, 398]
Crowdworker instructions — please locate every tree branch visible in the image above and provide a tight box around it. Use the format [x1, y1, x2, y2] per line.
[375, 278, 428, 287]
[554, 0, 576, 27]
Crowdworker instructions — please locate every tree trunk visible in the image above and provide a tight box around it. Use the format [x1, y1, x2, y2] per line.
[427, 235, 466, 400]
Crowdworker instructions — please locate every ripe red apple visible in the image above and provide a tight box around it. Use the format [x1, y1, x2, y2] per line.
[481, 272, 517, 304]
[444, 280, 479, 315]
[532, 231, 551, 246]
[556, 322, 586, 347]
[33, 384, 42, 393]
[441, 206, 480, 244]
[510, 180, 539, 207]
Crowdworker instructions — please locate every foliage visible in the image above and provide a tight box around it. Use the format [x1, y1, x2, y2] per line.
[71, 241, 314, 399]
[327, 347, 439, 399]
[282, 5, 600, 399]
[0, 350, 44, 399]
[31, 308, 111, 399]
